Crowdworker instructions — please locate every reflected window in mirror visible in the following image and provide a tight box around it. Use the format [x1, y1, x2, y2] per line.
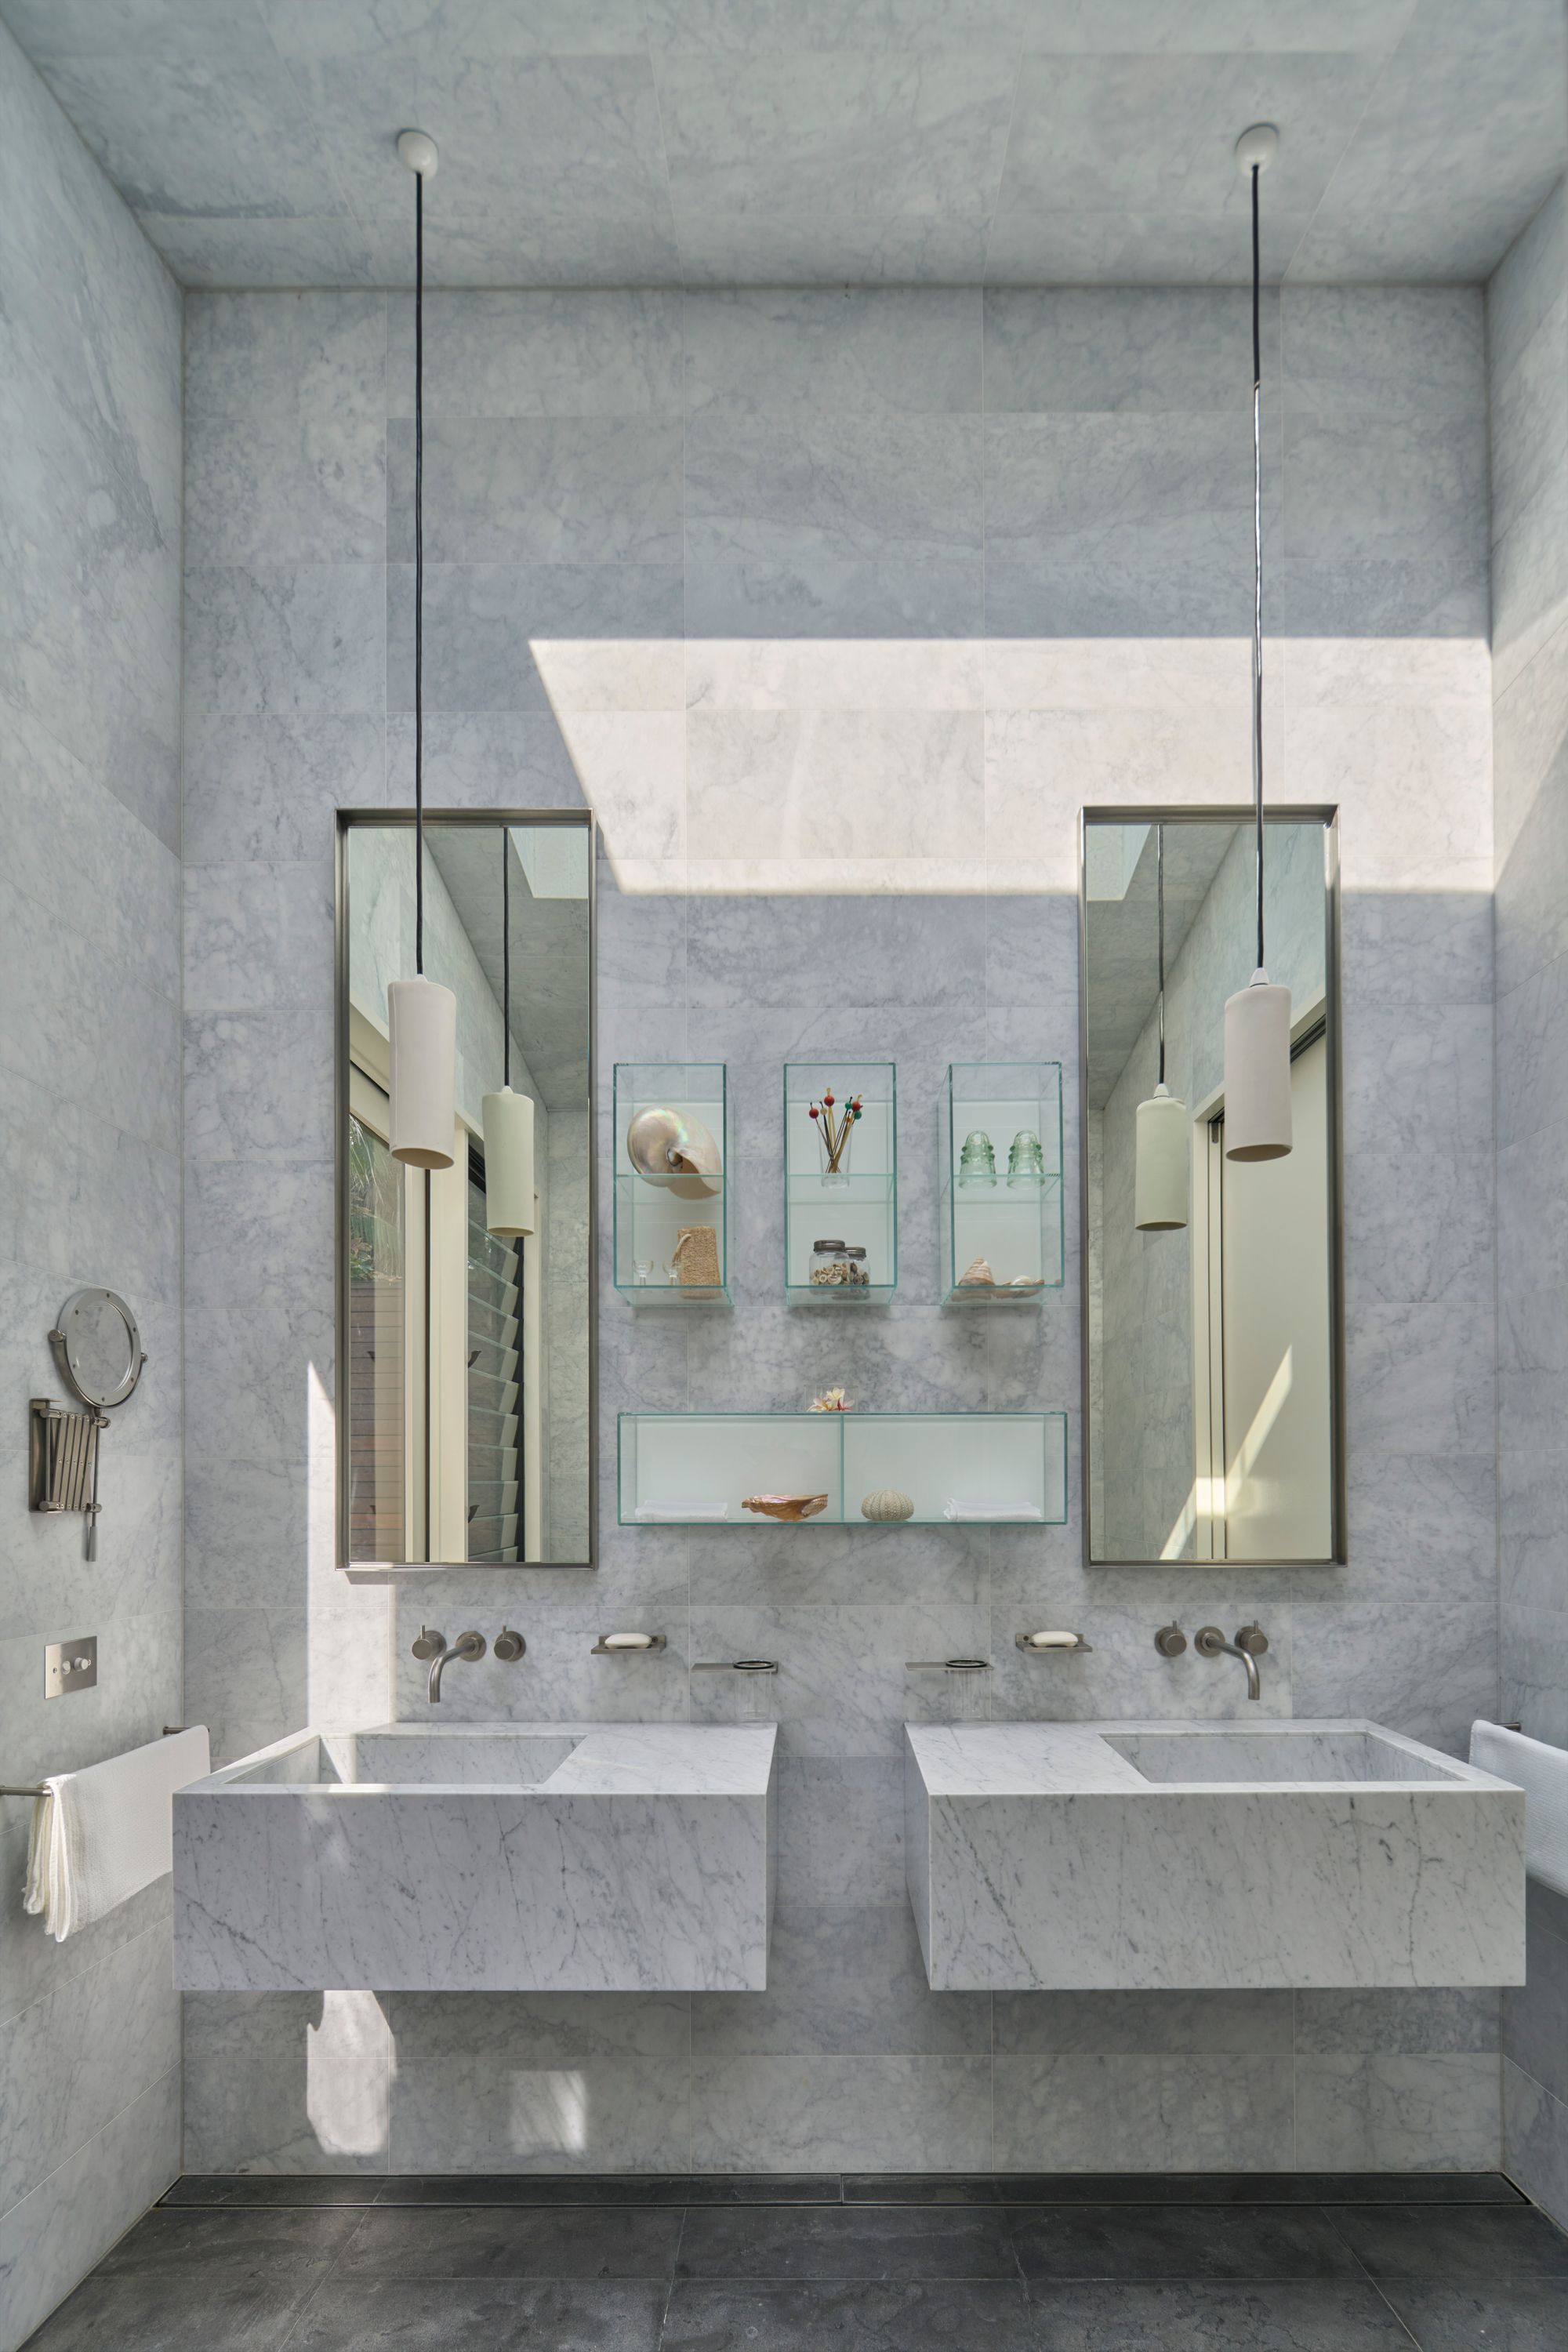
[338, 811, 595, 1568]
[1081, 808, 1343, 1567]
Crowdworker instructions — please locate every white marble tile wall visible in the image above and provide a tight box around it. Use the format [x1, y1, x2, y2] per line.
[1490, 179, 1568, 2231]
[180, 274, 1497, 2179]
[0, 27, 183, 2352]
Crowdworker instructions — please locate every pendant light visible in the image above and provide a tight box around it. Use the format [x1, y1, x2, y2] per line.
[483, 831, 536, 1236]
[387, 128, 458, 1171]
[1134, 823, 1189, 1230]
[1222, 125, 1293, 1164]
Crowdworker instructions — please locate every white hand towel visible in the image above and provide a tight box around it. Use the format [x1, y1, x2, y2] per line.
[942, 1500, 1043, 1522]
[1470, 1720, 1568, 1898]
[635, 1503, 728, 1522]
[24, 1726, 210, 1942]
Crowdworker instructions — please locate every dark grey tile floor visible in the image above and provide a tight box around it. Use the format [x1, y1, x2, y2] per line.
[20, 2173, 1568, 2350]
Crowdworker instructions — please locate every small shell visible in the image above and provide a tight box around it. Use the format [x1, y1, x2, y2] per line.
[742, 1492, 830, 1521]
[957, 1256, 996, 1286]
[860, 1488, 915, 1522]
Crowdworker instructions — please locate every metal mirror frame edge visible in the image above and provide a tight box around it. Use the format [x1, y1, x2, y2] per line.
[1076, 804, 1347, 1570]
[335, 807, 599, 1573]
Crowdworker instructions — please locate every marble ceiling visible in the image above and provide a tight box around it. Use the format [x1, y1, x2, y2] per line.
[4, 1, 1562, 290]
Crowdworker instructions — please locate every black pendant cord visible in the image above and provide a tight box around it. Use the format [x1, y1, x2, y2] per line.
[1250, 158, 1265, 975]
[1156, 821, 1166, 1087]
[414, 167, 426, 977]
[501, 833, 511, 1090]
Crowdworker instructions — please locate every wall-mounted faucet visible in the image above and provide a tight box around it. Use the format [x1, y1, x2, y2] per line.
[411, 1626, 485, 1704]
[1194, 1622, 1269, 1702]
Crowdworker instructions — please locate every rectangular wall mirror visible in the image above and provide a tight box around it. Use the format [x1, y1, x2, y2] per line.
[336, 810, 595, 1568]
[1081, 808, 1343, 1566]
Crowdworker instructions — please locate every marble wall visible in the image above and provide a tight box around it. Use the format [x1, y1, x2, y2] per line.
[0, 27, 183, 2351]
[180, 277, 1499, 2177]
[1490, 180, 1568, 2230]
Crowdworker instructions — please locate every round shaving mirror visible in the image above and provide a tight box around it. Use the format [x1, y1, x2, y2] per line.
[49, 1288, 146, 1411]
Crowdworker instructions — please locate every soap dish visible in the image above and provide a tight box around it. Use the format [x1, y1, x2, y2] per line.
[1015, 1631, 1093, 1653]
[591, 1634, 668, 1656]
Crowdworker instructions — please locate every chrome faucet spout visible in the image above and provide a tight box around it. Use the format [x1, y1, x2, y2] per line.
[1194, 1623, 1267, 1701]
[426, 1630, 485, 1703]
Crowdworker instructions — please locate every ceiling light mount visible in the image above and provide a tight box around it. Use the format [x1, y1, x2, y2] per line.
[397, 128, 439, 176]
[1234, 123, 1279, 175]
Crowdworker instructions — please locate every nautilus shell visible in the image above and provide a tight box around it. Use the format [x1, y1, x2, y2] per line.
[626, 1107, 722, 1198]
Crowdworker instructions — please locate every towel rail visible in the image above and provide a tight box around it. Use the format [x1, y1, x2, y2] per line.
[5, 1725, 194, 1796]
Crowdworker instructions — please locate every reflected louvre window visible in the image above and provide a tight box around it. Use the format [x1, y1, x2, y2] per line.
[466, 1149, 524, 1564]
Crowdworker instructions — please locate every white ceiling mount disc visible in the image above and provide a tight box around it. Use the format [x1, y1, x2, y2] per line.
[1235, 124, 1279, 174]
[397, 128, 439, 176]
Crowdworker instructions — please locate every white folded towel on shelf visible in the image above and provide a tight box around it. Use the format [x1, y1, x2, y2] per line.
[634, 1503, 728, 1522]
[1470, 1720, 1568, 1897]
[942, 1500, 1043, 1522]
[24, 1726, 210, 1942]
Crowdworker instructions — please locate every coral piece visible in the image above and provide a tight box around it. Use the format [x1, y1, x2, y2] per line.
[742, 1493, 830, 1522]
[861, 1488, 915, 1522]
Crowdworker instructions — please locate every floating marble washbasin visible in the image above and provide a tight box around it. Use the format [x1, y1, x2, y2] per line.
[904, 1719, 1524, 1992]
[175, 1722, 776, 1994]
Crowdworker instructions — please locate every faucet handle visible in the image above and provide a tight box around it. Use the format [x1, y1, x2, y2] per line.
[411, 1627, 446, 1660]
[1154, 1624, 1188, 1657]
[1234, 1623, 1269, 1656]
[494, 1628, 525, 1662]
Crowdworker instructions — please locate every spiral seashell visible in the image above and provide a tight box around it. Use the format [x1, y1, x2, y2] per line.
[626, 1107, 722, 1197]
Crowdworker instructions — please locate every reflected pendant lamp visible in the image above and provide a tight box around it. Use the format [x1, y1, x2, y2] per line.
[387, 128, 458, 1171]
[1134, 824, 1189, 1230]
[483, 831, 536, 1236]
[1222, 125, 1292, 1165]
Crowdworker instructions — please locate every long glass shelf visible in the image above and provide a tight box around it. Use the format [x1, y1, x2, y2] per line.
[619, 1412, 1068, 1528]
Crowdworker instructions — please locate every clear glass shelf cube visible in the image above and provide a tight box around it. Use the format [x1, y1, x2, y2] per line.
[618, 1412, 1067, 1527]
[613, 1063, 729, 1305]
[783, 1062, 897, 1303]
[940, 1062, 1063, 1305]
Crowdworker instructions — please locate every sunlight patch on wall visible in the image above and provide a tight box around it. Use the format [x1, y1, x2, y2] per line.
[509, 2070, 590, 2159]
[307, 1991, 394, 2159]
[307, 1360, 392, 1737]
[532, 633, 1491, 896]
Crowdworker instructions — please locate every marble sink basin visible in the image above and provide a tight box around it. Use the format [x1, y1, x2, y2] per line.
[905, 1719, 1524, 1993]
[175, 1722, 776, 1994]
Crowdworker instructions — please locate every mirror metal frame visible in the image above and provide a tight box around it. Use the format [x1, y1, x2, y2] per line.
[1077, 804, 1346, 1569]
[335, 807, 598, 1573]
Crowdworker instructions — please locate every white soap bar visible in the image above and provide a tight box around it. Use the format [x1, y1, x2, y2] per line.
[601, 1632, 655, 1651]
[1022, 1630, 1079, 1649]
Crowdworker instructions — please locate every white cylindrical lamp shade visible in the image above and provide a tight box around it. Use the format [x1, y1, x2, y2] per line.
[483, 1085, 535, 1236]
[1134, 1083, 1189, 1230]
[1223, 970, 1293, 1161]
[387, 976, 457, 1168]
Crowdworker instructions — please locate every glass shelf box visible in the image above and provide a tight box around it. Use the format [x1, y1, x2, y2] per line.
[783, 1062, 896, 1303]
[619, 1412, 1067, 1528]
[940, 1062, 1064, 1305]
[613, 1063, 729, 1305]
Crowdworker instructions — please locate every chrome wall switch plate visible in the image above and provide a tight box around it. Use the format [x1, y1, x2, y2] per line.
[45, 1636, 96, 1697]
